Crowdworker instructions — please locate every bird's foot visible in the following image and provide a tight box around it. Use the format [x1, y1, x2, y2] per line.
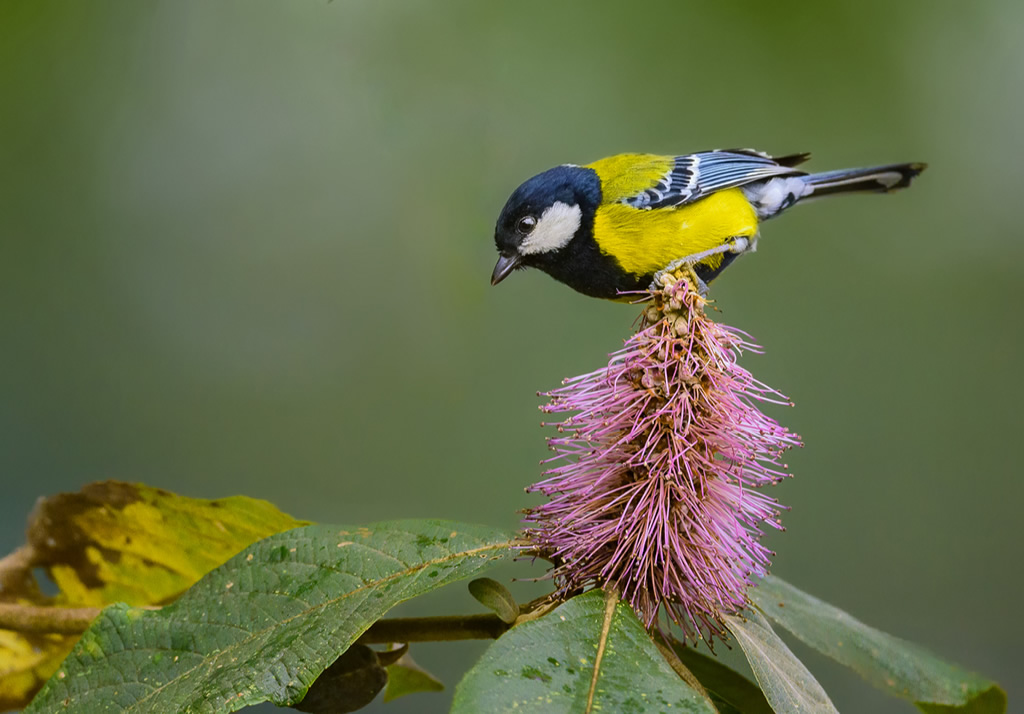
[651, 237, 751, 295]
[651, 262, 709, 296]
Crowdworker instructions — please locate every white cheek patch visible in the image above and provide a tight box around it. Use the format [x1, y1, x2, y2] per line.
[519, 201, 582, 255]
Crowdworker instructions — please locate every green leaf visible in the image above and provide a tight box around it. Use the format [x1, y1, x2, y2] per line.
[724, 609, 838, 713]
[383, 651, 444, 702]
[750, 576, 1006, 713]
[668, 642, 773, 714]
[468, 577, 518, 624]
[452, 589, 716, 713]
[26, 520, 515, 713]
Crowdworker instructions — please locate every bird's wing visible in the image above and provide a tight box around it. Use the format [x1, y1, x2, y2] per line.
[622, 149, 810, 210]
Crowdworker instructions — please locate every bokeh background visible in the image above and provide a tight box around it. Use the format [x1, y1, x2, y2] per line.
[2, 1, 1021, 711]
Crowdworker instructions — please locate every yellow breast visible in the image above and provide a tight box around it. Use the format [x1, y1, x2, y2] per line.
[592, 188, 759, 276]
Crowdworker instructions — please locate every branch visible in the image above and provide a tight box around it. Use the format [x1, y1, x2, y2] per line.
[0, 602, 513, 642]
[357, 613, 509, 643]
[0, 545, 37, 595]
[0, 603, 99, 634]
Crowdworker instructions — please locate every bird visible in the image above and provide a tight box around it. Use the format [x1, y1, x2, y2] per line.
[490, 149, 926, 299]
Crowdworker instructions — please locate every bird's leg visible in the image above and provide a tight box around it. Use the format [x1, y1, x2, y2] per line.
[652, 237, 750, 296]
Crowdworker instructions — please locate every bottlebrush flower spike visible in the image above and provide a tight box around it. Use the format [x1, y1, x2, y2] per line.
[523, 272, 801, 643]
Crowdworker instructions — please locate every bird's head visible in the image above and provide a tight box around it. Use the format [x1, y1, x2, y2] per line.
[491, 164, 601, 286]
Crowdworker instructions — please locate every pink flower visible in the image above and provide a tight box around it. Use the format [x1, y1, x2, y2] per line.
[523, 274, 801, 642]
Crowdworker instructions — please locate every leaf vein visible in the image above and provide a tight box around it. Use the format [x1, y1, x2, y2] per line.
[122, 539, 511, 711]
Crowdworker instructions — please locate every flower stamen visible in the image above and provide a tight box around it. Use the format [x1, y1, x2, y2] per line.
[523, 273, 801, 643]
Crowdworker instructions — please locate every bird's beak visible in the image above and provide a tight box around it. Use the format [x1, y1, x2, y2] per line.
[490, 253, 521, 286]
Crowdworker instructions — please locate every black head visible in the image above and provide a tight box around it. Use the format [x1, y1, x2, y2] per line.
[491, 164, 602, 286]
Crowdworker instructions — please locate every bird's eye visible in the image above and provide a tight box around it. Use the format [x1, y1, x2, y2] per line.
[516, 216, 537, 235]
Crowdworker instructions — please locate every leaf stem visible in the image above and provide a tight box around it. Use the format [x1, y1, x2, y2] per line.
[652, 631, 714, 707]
[586, 588, 619, 714]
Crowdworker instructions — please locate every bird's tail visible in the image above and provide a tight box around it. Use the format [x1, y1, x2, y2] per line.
[801, 162, 927, 198]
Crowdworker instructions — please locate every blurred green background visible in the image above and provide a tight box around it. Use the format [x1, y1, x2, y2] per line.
[2, 1, 1020, 711]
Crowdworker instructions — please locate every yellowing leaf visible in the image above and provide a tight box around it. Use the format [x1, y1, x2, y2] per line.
[0, 480, 307, 712]
[32, 481, 308, 607]
[0, 630, 74, 712]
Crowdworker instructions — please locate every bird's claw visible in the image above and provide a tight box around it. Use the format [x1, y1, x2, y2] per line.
[651, 261, 709, 296]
